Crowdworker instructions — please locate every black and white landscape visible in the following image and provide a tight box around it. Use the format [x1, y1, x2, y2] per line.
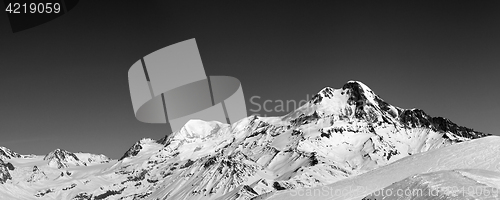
[0, 81, 497, 200]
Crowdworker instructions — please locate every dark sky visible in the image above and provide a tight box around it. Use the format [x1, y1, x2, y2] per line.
[1, 1, 499, 159]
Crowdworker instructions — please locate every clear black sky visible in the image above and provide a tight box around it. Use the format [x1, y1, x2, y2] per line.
[1, 1, 499, 159]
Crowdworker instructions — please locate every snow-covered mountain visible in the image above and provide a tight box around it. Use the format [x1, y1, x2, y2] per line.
[0, 146, 21, 160]
[0, 81, 492, 200]
[44, 149, 111, 169]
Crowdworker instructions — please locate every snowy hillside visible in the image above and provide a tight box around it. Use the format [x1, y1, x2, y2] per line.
[0, 148, 115, 200]
[0, 81, 491, 200]
[266, 136, 500, 200]
[362, 169, 500, 200]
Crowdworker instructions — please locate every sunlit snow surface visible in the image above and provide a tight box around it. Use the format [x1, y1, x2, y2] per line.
[362, 169, 500, 200]
[0, 81, 492, 200]
[1, 155, 116, 199]
[266, 136, 500, 200]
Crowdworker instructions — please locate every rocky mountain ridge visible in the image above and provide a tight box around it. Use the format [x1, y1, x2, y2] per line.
[0, 81, 491, 200]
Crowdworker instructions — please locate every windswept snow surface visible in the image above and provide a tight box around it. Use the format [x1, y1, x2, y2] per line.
[266, 136, 500, 200]
[362, 169, 500, 200]
[0, 81, 491, 200]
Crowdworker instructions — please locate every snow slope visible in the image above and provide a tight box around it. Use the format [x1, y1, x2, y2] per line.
[0, 150, 116, 200]
[266, 136, 500, 200]
[362, 169, 500, 200]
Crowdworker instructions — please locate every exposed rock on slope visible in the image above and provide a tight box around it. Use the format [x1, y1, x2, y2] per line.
[267, 136, 500, 200]
[0, 160, 13, 184]
[44, 149, 110, 169]
[108, 81, 489, 200]
[0, 146, 21, 160]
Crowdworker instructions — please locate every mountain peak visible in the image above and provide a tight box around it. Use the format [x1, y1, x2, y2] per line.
[44, 149, 81, 168]
[306, 81, 391, 121]
[317, 87, 335, 98]
[173, 119, 226, 140]
[297, 81, 488, 139]
[345, 80, 373, 91]
[342, 80, 377, 104]
[43, 149, 110, 168]
[119, 138, 158, 161]
[0, 146, 21, 161]
[49, 148, 73, 154]
[310, 81, 377, 105]
[44, 149, 76, 159]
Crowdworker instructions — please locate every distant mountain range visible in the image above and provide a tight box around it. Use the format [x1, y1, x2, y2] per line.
[0, 81, 494, 200]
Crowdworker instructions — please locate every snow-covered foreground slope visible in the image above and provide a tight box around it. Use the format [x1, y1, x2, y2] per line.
[362, 169, 500, 200]
[0, 81, 491, 200]
[265, 136, 500, 200]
